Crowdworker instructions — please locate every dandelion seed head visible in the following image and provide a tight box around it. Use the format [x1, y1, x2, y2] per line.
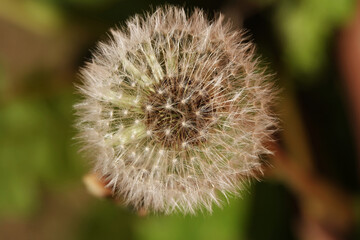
[75, 6, 278, 214]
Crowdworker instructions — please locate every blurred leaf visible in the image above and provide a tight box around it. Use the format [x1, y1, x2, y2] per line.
[274, 0, 356, 81]
[0, 90, 84, 217]
[76, 201, 135, 240]
[0, 0, 64, 35]
[0, 100, 47, 216]
[134, 194, 251, 240]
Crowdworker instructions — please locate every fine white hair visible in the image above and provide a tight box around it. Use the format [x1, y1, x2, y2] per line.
[75, 6, 278, 214]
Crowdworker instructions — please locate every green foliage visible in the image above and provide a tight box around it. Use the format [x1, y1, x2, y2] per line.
[134, 195, 250, 240]
[274, 0, 356, 79]
[0, 91, 84, 217]
[0, 0, 64, 34]
[76, 201, 135, 240]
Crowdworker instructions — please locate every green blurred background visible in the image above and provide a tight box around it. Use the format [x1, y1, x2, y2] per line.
[0, 0, 359, 239]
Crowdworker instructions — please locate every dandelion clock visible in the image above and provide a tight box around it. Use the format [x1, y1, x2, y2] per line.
[75, 6, 278, 214]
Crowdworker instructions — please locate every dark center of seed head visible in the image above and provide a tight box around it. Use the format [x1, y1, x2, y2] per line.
[144, 77, 216, 149]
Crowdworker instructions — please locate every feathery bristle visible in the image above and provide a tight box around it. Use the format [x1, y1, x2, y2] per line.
[74, 6, 278, 214]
